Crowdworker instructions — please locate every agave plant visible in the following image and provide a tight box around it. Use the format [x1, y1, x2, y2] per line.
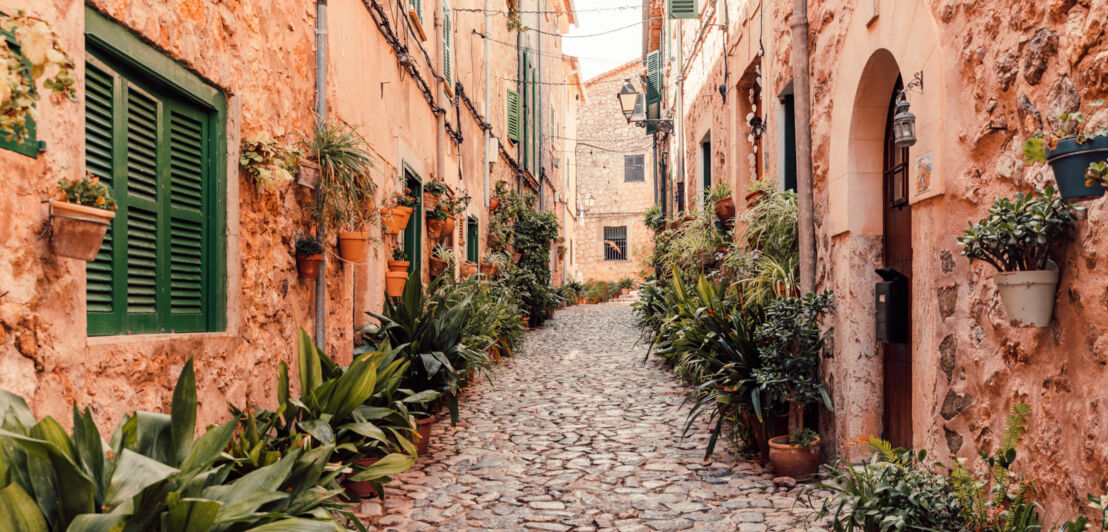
[0, 359, 345, 531]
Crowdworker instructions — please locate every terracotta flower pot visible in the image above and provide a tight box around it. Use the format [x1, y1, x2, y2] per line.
[344, 457, 381, 498]
[429, 256, 449, 277]
[48, 200, 116, 261]
[383, 205, 413, 235]
[479, 261, 496, 276]
[296, 254, 323, 280]
[460, 261, 478, 277]
[489, 197, 500, 211]
[621, 288, 631, 296]
[385, 271, 408, 298]
[745, 190, 765, 206]
[388, 260, 410, 273]
[715, 195, 736, 224]
[338, 231, 369, 262]
[426, 217, 446, 239]
[768, 435, 821, 480]
[511, 251, 522, 264]
[415, 415, 435, 455]
[442, 215, 457, 238]
[995, 263, 1059, 327]
[423, 191, 439, 210]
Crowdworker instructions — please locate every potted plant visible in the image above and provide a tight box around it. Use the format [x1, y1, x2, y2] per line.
[430, 244, 453, 277]
[383, 191, 416, 235]
[617, 278, 634, 296]
[295, 236, 324, 280]
[489, 196, 501, 211]
[426, 205, 449, 239]
[302, 120, 377, 262]
[746, 179, 773, 206]
[239, 135, 303, 190]
[753, 291, 835, 480]
[423, 180, 450, 210]
[709, 183, 736, 226]
[957, 185, 1081, 327]
[389, 247, 409, 273]
[385, 268, 409, 298]
[460, 261, 478, 277]
[1023, 101, 1108, 199]
[49, 174, 117, 261]
[480, 252, 506, 276]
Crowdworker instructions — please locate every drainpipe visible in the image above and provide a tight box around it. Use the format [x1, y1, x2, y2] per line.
[675, 21, 685, 211]
[791, 0, 815, 294]
[314, 0, 328, 345]
[537, 0, 544, 211]
[516, 31, 523, 192]
[483, 0, 491, 207]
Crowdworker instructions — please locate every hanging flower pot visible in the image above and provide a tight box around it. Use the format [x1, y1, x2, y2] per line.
[415, 415, 435, 455]
[442, 215, 457, 238]
[296, 254, 324, 280]
[1046, 136, 1108, 199]
[337, 231, 369, 262]
[426, 217, 446, 239]
[48, 200, 116, 261]
[423, 191, 439, 210]
[715, 195, 736, 225]
[994, 262, 1059, 327]
[382, 205, 413, 235]
[387, 260, 410, 273]
[460, 261, 478, 277]
[429, 256, 449, 277]
[489, 197, 501, 211]
[385, 271, 408, 297]
[745, 189, 765, 206]
[344, 457, 381, 498]
[768, 435, 821, 480]
[479, 261, 496, 276]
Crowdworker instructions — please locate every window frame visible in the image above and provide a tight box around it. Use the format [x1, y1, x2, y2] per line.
[603, 226, 628, 261]
[624, 154, 645, 182]
[85, 7, 227, 336]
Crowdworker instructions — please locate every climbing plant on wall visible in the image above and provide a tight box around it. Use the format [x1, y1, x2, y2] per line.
[489, 184, 560, 327]
[0, 11, 76, 143]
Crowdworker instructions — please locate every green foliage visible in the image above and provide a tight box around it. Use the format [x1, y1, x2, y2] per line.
[491, 187, 561, 326]
[957, 185, 1082, 272]
[0, 12, 77, 143]
[295, 236, 324, 256]
[392, 247, 407, 261]
[0, 359, 347, 531]
[816, 442, 965, 532]
[240, 135, 303, 189]
[302, 119, 377, 235]
[648, 205, 732, 279]
[57, 174, 116, 211]
[643, 204, 666, 232]
[788, 428, 819, 447]
[1086, 161, 1108, 188]
[1022, 100, 1108, 164]
[423, 180, 450, 196]
[617, 278, 634, 290]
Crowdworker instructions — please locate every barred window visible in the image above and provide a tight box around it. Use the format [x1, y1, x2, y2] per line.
[603, 226, 627, 261]
[624, 155, 645, 182]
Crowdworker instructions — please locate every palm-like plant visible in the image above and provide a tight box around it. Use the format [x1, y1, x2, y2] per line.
[303, 119, 377, 235]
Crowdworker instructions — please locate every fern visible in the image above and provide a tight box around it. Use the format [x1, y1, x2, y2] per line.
[865, 436, 898, 463]
[999, 403, 1030, 454]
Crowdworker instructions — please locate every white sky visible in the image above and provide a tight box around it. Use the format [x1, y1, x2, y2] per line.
[562, 0, 644, 81]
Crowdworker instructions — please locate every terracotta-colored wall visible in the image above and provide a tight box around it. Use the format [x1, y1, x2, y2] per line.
[660, 0, 1108, 516]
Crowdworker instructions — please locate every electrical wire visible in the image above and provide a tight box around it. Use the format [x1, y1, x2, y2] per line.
[474, 31, 642, 64]
[546, 17, 660, 38]
[452, 4, 642, 15]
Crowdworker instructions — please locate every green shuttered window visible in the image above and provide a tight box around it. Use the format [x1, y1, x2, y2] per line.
[466, 217, 479, 263]
[84, 51, 221, 336]
[669, 0, 698, 19]
[506, 89, 520, 141]
[442, 0, 452, 87]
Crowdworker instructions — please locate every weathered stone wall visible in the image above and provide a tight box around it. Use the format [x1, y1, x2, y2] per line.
[575, 61, 655, 283]
[663, 0, 1108, 515]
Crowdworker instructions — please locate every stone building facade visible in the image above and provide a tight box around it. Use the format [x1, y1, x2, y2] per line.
[575, 61, 656, 283]
[0, 0, 578, 433]
[644, 0, 1108, 515]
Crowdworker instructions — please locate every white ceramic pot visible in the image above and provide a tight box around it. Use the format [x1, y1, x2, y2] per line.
[994, 263, 1059, 327]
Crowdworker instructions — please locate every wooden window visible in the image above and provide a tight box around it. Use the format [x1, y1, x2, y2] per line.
[403, 171, 423, 274]
[603, 226, 627, 261]
[0, 30, 43, 158]
[646, 50, 661, 135]
[410, 0, 423, 23]
[85, 8, 226, 336]
[466, 216, 478, 262]
[624, 155, 645, 182]
[442, 0, 452, 88]
[506, 89, 520, 141]
[668, 0, 698, 19]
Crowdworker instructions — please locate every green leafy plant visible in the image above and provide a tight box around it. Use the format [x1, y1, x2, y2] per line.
[617, 278, 635, 290]
[788, 427, 819, 447]
[393, 190, 418, 208]
[302, 119, 377, 235]
[423, 180, 450, 197]
[1022, 100, 1108, 163]
[0, 11, 76, 143]
[427, 204, 450, 220]
[57, 173, 116, 210]
[296, 235, 324, 256]
[644, 204, 666, 232]
[957, 185, 1082, 272]
[240, 134, 304, 189]
[1086, 161, 1108, 188]
[392, 247, 408, 261]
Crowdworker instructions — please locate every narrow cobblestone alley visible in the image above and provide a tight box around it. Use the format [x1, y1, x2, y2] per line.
[361, 303, 829, 531]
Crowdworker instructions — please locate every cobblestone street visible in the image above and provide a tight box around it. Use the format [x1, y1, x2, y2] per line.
[361, 302, 829, 531]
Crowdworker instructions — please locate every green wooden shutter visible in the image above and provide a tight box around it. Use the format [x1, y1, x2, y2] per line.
[165, 103, 209, 332]
[85, 60, 120, 335]
[466, 217, 478, 262]
[646, 50, 661, 135]
[669, 0, 697, 18]
[506, 89, 520, 141]
[123, 83, 162, 333]
[442, 0, 452, 87]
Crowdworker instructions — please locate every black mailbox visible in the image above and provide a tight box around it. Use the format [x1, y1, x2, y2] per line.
[875, 268, 909, 343]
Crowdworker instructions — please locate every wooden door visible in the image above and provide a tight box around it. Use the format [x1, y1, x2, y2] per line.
[882, 79, 913, 448]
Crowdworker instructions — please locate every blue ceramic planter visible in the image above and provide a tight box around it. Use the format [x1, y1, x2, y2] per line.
[1046, 135, 1107, 199]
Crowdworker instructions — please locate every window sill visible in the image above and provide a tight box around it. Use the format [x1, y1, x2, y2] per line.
[87, 330, 235, 347]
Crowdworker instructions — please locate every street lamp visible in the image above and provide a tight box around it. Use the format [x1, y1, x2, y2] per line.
[892, 90, 917, 147]
[615, 78, 673, 132]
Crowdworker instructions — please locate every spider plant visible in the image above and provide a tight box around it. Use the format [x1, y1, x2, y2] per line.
[302, 119, 377, 235]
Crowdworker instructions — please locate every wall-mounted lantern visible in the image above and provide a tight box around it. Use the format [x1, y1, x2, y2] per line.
[616, 78, 673, 132]
[749, 115, 766, 140]
[892, 71, 923, 148]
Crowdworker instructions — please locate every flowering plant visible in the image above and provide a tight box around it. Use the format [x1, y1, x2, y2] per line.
[58, 173, 116, 211]
[0, 11, 76, 143]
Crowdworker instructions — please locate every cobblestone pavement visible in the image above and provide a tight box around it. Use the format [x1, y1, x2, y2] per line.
[359, 302, 830, 531]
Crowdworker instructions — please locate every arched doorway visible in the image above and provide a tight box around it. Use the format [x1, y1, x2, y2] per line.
[881, 79, 913, 448]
